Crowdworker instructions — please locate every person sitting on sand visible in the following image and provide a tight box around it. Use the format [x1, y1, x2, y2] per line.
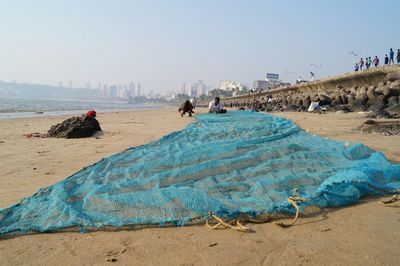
[208, 97, 227, 113]
[178, 100, 194, 117]
[308, 101, 320, 112]
[354, 63, 359, 72]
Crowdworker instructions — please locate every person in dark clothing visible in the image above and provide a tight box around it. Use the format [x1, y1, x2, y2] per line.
[397, 49, 400, 64]
[365, 57, 370, 69]
[373, 56, 379, 67]
[384, 54, 389, 65]
[389, 48, 395, 65]
[178, 100, 194, 117]
[359, 58, 364, 70]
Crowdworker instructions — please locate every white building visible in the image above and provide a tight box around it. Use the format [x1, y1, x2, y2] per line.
[218, 80, 246, 91]
[253, 73, 283, 91]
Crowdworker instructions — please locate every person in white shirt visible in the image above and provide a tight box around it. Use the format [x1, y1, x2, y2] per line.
[189, 98, 197, 109]
[308, 101, 320, 112]
[208, 97, 227, 113]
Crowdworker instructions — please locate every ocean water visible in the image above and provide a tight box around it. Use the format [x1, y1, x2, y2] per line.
[0, 98, 166, 119]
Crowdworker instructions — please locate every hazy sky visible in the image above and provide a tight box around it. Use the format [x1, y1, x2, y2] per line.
[0, 0, 399, 92]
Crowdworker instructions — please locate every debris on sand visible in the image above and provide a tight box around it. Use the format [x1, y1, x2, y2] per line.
[355, 120, 400, 136]
[46, 116, 102, 138]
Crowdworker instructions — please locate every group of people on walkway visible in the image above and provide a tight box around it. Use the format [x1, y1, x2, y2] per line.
[354, 48, 400, 71]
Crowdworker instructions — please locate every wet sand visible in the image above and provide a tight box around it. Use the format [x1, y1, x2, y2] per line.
[0, 108, 399, 265]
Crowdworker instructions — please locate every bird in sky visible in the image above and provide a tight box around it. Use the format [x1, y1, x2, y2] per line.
[348, 51, 361, 57]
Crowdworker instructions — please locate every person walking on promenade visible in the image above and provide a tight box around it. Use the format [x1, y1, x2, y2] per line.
[389, 48, 395, 65]
[384, 54, 389, 65]
[359, 58, 364, 70]
[368, 57, 372, 67]
[373, 56, 379, 67]
[365, 57, 370, 69]
[354, 63, 359, 72]
[397, 49, 400, 64]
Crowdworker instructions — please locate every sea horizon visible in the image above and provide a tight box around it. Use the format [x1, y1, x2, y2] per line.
[0, 97, 167, 120]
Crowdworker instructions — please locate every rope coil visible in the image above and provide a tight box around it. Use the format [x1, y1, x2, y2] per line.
[274, 188, 306, 228]
[205, 212, 252, 232]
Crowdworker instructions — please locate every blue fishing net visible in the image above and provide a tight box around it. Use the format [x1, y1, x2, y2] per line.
[1, 111, 399, 236]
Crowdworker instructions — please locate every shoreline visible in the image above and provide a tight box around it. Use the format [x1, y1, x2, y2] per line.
[0, 105, 172, 120]
[0, 97, 173, 120]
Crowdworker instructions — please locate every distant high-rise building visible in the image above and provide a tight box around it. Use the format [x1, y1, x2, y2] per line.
[253, 80, 270, 91]
[101, 84, 108, 98]
[194, 80, 206, 96]
[129, 81, 136, 97]
[136, 82, 141, 96]
[58, 82, 63, 87]
[68, 80, 73, 89]
[109, 85, 117, 98]
[187, 83, 193, 97]
[85, 83, 92, 89]
[180, 82, 186, 94]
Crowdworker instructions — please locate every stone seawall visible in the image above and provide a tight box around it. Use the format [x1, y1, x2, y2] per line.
[198, 65, 400, 117]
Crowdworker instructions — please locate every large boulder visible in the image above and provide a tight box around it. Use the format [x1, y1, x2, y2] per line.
[350, 98, 368, 111]
[303, 96, 311, 109]
[386, 72, 400, 82]
[383, 84, 400, 97]
[318, 94, 331, 106]
[366, 86, 379, 104]
[47, 116, 102, 138]
[388, 96, 399, 106]
[385, 104, 400, 117]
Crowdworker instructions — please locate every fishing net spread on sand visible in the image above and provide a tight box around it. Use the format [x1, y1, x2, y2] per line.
[1, 111, 399, 236]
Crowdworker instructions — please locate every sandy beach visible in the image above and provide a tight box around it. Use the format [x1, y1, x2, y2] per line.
[1, 108, 399, 266]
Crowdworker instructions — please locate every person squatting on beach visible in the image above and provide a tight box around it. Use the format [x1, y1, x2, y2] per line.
[354, 63, 359, 72]
[208, 97, 227, 113]
[178, 100, 194, 117]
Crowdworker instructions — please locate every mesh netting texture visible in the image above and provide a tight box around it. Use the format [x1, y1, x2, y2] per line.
[1, 111, 399, 236]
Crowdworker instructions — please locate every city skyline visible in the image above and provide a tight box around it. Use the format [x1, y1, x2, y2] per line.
[0, 0, 399, 93]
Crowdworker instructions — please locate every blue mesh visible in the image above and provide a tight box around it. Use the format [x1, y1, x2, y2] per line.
[1, 111, 399, 236]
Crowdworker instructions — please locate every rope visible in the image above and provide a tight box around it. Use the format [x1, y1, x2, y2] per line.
[378, 195, 400, 208]
[205, 183, 399, 232]
[364, 183, 400, 208]
[205, 212, 252, 232]
[274, 188, 306, 228]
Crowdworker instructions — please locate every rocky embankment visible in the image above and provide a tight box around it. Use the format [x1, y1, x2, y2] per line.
[198, 66, 400, 118]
